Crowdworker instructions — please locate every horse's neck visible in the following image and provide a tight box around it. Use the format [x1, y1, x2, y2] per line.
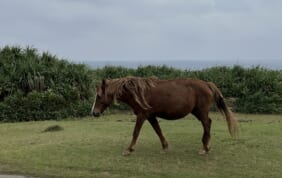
[117, 93, 142, 114]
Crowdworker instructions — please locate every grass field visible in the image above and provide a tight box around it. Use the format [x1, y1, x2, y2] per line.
[0, 113, 281, 178]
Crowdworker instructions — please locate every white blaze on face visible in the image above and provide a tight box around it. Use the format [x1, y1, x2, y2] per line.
[91, 94, 97, 114]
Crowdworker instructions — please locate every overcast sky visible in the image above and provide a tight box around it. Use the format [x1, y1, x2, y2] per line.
[1, 0, 282, 63]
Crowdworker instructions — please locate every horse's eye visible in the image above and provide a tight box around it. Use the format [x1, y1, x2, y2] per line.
[97, 95, 101, 99]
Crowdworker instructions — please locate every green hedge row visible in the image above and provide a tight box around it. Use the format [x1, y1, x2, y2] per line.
[94, 65, 282, 114]
[0, 46, 281, 122]
[0, 46, 94, 121]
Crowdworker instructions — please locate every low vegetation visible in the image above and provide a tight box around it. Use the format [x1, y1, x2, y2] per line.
[0, 46, 94, 121]
[1, 46, 282, 122]
[0, 113, 281, 178]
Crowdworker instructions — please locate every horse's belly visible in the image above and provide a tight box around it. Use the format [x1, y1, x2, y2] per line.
[156, 109, 191, 120]
[148, 86, 195, 120]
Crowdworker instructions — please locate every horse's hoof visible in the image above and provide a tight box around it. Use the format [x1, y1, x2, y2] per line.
[160, 148, 168, 154]
[122, 150, 133, 156]
[198, 149, 208, 155]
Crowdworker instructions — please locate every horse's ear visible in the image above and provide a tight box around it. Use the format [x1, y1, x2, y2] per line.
[101, 79, 108, 93]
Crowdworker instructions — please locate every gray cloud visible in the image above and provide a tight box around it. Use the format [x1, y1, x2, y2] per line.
[0, 0, 281, 63]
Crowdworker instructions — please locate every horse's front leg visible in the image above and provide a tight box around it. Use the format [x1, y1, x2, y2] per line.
[123, 114, 146, 156]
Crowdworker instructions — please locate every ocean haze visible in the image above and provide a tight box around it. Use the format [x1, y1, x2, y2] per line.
[83, 60, 282, 70]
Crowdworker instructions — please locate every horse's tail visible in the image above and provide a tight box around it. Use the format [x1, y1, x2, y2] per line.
[207, 82, 238, 137]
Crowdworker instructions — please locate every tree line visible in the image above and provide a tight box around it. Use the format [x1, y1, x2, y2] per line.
[0, 46, 281, 121]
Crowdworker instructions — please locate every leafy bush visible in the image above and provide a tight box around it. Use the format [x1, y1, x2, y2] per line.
[95, 65, 282, 114]
[0, 46, 95, 121]
[1, 46, 281, 122]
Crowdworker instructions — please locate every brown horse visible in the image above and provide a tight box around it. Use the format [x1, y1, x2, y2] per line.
[91, 76, 238, 155]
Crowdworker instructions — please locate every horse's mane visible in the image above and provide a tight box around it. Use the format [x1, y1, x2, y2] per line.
[106, 76, 158, 110]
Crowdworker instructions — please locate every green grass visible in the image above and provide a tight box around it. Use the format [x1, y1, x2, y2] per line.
[0, 113, 282, 178]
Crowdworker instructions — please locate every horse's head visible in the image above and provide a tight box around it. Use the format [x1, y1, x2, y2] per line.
[91, 76, 157, 117]
[91, 79, 113, 117]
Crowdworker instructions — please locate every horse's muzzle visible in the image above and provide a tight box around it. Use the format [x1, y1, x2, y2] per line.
[92, 112, 100, 117]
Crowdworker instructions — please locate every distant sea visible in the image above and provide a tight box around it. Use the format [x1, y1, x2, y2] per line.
[81, 60, 282, 70]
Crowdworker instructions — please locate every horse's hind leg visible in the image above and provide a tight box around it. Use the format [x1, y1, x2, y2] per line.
[200, 117, 212, 154]
[193, 109, 212, 155]
[148, 117, 168, 152]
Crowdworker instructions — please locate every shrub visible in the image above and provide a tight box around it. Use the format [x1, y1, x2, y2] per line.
[1, 45, 281, 122]
[0, 46, 95, 121]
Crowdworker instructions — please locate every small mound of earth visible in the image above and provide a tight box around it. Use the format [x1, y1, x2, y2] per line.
[42, 125, 64, 132]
